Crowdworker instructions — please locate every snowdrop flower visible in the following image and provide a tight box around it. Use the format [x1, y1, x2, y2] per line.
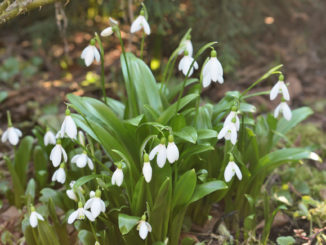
[142, 154, 152, 183]
[66, 181, 83, 202]
[224, 154, 242, 182]
[111, 163, 124, 187]
[224, 107, 240, 131]
[274, 101, 292, 121]
[44, 128, 56, 146]
[1, 111, 22, 146]
[270, 75, 290, 101]
[101, 17, 118, 37]
[50, 139, 67, 167]
[166, 135, 179, 164]
[84, 190, 106, 218]
[68, 202, 95, 224]
[71, 151, 94, 170]
[149, 137, 167, 168]
[81, 39, 100, 67]
[178, 36, 193, 56]
[137, 215, 152, 240]
[58, 108, 77, 139]
[29, 206, 44, 228]
[130, 10, 150, 35]
[218, 122, 237, 145]
[52, 163, 66, 184]
[178, 50, 198, 76]
[202, 49, 224, 87]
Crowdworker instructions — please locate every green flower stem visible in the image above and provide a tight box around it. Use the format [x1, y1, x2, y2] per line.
[160, 54, 178, 93]
[33, 227, 41, 245]
[94, 33, 107, 104]
[242, 90, 270, 99]
[140, 31, 145, 59]
[6, 110, 12, 127]
[89, 221, 99, 242]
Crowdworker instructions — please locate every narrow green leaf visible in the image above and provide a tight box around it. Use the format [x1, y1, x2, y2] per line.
[189, 180, 227, 204]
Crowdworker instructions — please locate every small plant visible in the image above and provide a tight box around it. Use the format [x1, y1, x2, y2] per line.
[1, 4, 320, 244]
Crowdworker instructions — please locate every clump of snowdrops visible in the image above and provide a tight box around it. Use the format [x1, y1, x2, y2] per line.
[1, 4, 321, 245]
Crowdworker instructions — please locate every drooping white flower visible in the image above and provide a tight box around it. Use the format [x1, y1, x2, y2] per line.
[218, 123, 238, 145]
[130, 10, 150, 35]
[50, 139, 67, 167]
[1, 126, 22, 146]
[224, 155, 242, 182]
[68, 202, 95, 224]
[178, 51, 198, 77]
[166, 135, 179, 164]
[44, 129, 56, 146]
[270, 76, 290, 101]
[137, 215, 152, 240]
[66, 181, 83, 201]
[202, 49, 224, 87]
[142, 154, 152, 183]
[274, 101, 292, 121]
[149, 137, 167, 168]
[58, 109, 77, 139]
[71, 152, 94, 170]
[178, 38, 193, 56]
[81, 40, 100, 67]
[29, 207, 44, 228]
[111, 164, 124, 187]
[100, 17, 118, 37]
[224, 109, 240, 131]
[84, 190, 106, 218]
[52, 163, 66, 184]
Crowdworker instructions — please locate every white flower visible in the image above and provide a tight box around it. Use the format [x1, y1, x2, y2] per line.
[29, 208, 44, 228]
[274, 102, 292, 121]
[51, 164, 66, 184]
[66, 181, 83, 201]
[101, 27, 113, 37]
[50, 141, 67, 167]
[137, 217, 152, 240]
[178, 39, 193, 56]
[224, 160, 242, 182]
[130, 14, 150, 35]
[202, 50, 224, 87]
[68, 202, 95, 224]
[270, 80, 290, 101]
[178, 53, 198, 77]
[71, 152, 94, 170]
[149, 138, 167, 168]
[44, 130, 56, 146]
[218, 122, 237, 145]
[84, 190, 106, 218]
[142, 154, 152, 183]
[81, 43, 100, 67]
[111, 166, 124, 187]
[58, 110, 77, 139]
[1, 126, 22, 146]
[224, 110, 240, 131]
[166, 135, 179, 164]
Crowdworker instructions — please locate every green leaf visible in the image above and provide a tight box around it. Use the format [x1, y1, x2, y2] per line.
[14, 136, 34, 188]
[0, 91, 8, 103]
[172, 169, 196, 209]
[197, 129, 218, 140]
[78, 230, 95, 245]
[276, 236, 295, 245]
[33, 146, 48, 188]
[174, 126, 197, 144]
[118, 213, 139, 235]
[131, 177, 146, 215]
[106, 97, 125, 119]
[74, 174, 102, 188]
[25, 178, 36, 201]
[189, 180, 228, 204]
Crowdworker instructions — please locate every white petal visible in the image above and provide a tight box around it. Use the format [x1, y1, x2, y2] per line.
[112, 169, 123, 186]
[217, 125, 228, 140]
[224, 162, 235, 182]
[84, 210, 95, 221]
[100, 200, 106, 213]
[50, 145, 62, 167]
[130, 16, 142, 33]
[142, 162, 152, 183]
[280, 82, 290, 101]
[232, 162, 242, 181]
[51, 170, 58, 182]
[29, 212, 38, 228]
[139, 221, 149, 240]
[1, 130, 8, 143]
[149, 145, 160, 160]
[91, 199, 102, 218]
[178, 57, 185, 72]
[84, 46, 95, 67]
[281, 103, 292, 121]
[71, 154, 79, 163]
[92, 46, 100, 63]
[87, 158, 94, 170]
[84, 198, 93, 210]
[76, 154, 87, 168]
[166, 142, 179, 163]
[68, 210, 79, 224]
[35, 212, 44, 221]
[141, 17, 151, 35]
[101, 27, 113, 37]
[157, 145, 167, 168]
[66, 189, 78, 201]
[8, 127, 19, 145]
[185, 40, 193, 56]
[61, 146, 68, 162]
[270, 82, 280, 101]
[64, 116, 77, 139]
[145, 222, 152, 232]
[274, 104, 281, 118]
[202, 74, 211, 88]
[57, 168, 66, 184]
[230, 126, 237, 145]
[44, 131, 56, 145]
[14, 128, 22, 137]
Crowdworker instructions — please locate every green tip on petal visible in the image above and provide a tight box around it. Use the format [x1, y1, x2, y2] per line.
[231, 117, 236, 123]
[279, 74, 284, 81]
[78, 202, 83, 208]
[168, 134, 174, 143]
[90, 39, 96, 46]
[95, 189, 101, 197]
[60, 163, 65, 168]
[211, 50, 217, 57]
[160, 137, 166, 144]
[144, 153, 149, 162]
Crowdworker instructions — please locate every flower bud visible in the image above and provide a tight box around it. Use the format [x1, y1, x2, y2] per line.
[210, 49, 217, 57]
